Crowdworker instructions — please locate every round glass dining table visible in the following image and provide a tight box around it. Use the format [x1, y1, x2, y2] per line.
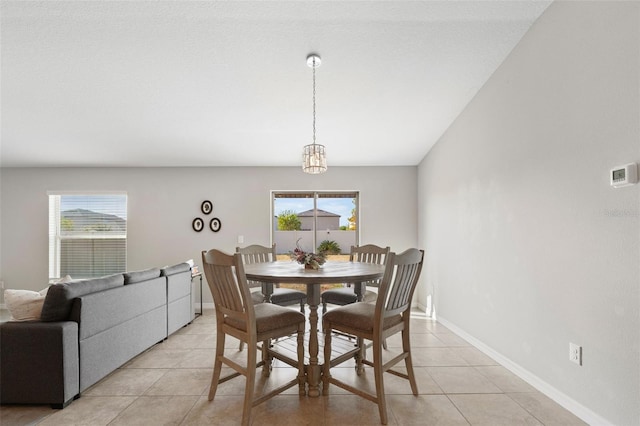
[243, 261, 385, 397]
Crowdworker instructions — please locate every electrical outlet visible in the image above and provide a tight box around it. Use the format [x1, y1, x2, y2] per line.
[569, 343, 582, 365]
[0, 280, 4, 290]
[238, 235, 244, 244]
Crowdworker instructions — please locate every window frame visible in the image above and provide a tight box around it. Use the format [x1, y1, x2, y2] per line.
[271, 190, 359, 252]
[48, 191, 128, 280]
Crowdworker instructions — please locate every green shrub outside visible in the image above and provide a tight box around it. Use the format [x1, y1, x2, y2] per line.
[317, 240, 341, 254]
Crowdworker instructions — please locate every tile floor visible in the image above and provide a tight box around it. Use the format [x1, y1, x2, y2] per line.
[0, 309, 587, 425]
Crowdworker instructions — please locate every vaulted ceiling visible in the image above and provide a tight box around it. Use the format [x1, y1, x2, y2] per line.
[1, 1, 552, 168]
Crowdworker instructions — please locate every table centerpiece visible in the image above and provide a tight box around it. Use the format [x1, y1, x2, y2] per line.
[290, 239, 327, 270]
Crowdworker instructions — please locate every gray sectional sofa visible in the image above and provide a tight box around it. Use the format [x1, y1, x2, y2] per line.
[0, 262, 194, 408]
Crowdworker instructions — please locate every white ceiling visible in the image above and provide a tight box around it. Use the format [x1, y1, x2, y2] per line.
[0, 1, 552, 168]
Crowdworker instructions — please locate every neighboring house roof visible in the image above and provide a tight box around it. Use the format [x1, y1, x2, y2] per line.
[297, 209, 340, 218]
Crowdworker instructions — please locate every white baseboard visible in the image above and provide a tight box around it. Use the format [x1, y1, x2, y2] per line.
[437, 315, 612, 426]
[416, 302, 430, 315]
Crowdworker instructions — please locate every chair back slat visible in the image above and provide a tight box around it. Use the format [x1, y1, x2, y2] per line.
[349, 244, 391, 288]
[237, 244, 276, 264]
[376, 248, 424, 318]
[202, 249, 254, 321]
[236, 244, 277, 288]
[349, 244, 390, 265]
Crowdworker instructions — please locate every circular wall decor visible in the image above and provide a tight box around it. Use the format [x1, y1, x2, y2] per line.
[201, 200, 213, 215]
[192, 217, 204, 232]
[209, 217, 222, 232]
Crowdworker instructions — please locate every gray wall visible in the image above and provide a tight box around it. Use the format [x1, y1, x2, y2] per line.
[0, 166, 418, 304]
[417, 2, 639, 425]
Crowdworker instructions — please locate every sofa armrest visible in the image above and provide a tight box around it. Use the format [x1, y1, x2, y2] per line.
[1, 321, 79, 407]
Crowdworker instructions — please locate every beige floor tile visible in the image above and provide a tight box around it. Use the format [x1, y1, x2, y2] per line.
[37, 396, 136, 426]
[451, 347, 499, 366]
[110, 395, 198, 426]
[393, 367, 444, 394]
[176, 349, 216, 368]
[508, 392, 588, 425]
[174, 321, 216, 335]
[205, 376, 250, 398]
[180, 395, 246, 425]
[193, 311, 216, 323]
[83, 368, 168, 396]
[324, 394, 398, 425]
[474, 366, 537, 393]
[410, 348, 470, 367]
[1, 311, 587, 426]
[427, 367, 502, 394]
[145, 369, 212, 396]
[205, 364, 302, 398]
[387, 394, 470, 425]
[322, 366, 377, 396]
[432, 332, 471, 347]
[423, 321, 453, 333]
[0, 404, 56, 426]
[385, 332, 447, 348]
[158, 333, 216, 349]
[260, 365, 306, 396]
[251, 395, 325, 426]
[125, 348, 192, 369]
[449, 394, 543, 425]
[325, 365, 443, 396]
[223, 335, 244, 349]
[409, 316, 437, 333]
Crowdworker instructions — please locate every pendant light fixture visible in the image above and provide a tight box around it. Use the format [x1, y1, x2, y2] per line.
[302, 54, 327, 174]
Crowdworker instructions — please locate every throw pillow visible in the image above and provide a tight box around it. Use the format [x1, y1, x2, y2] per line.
[4, 287, 50, 321]
[49, 275, 73, 284]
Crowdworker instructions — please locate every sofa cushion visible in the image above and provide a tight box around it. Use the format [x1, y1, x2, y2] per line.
[40, 274, 124, 322]
[124, 268, 161, 284]
[160, 263, 191, 277]
[76, 276, 167, 340]
[4, 288, 49, 321]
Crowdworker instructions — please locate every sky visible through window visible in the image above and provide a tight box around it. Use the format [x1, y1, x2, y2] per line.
[274, 197, 354, 227]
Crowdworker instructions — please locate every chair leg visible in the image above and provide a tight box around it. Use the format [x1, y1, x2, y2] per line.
[402, 328, 418, 395]
[262, 338, 273, 377]
[322, 320, 332, 395]
[322, 300, 327, 315]
[299, 299, 305, 314]
[372, 337, 388, 425]
[208, 332, 226, 401]
[238, 341, 244, 351]
[242, 339, 257, 426]
[355, 337, 365, 376]
[297, 323, 306, 396]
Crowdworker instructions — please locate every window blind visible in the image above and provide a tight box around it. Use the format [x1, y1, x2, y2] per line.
[48, 193, 127, 279]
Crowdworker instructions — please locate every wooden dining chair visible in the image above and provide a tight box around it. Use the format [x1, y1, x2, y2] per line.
[201, 249, 306, 426]
[322, 248, 425, 425]
[321, 244, 390, 315]
[236, 244, 307, 351]
[237, 244, 307, 313]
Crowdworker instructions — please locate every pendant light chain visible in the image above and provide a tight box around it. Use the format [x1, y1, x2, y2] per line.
[312, 57, 316, 146]
[302, 53, 326, 174]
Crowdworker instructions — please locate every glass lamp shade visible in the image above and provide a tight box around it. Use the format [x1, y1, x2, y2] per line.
[302, 143, 327, 174]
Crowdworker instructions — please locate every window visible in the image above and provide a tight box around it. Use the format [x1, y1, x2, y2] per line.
[48, 193, 127, 279]
[272, 191, 358, 254]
